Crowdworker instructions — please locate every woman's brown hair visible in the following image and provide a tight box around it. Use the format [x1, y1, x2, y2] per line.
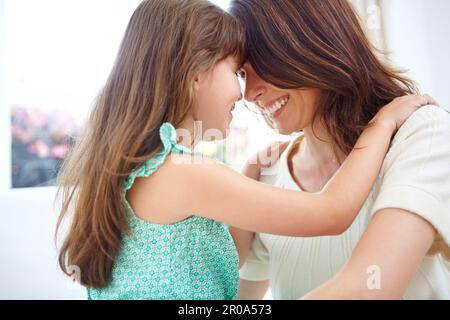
[55, 0, 244, 288]
[230, 0, 417, 156]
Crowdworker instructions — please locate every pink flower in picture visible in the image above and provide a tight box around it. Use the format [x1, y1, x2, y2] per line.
[11, 105, 83, 188]
[28, 109, 48, 129]
[50, 144, 69, 158]
[27, 139, 50, 158]
[11, 126, 34, 143]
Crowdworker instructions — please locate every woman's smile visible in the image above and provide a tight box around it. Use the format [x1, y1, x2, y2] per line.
[260, 95, 290, 119]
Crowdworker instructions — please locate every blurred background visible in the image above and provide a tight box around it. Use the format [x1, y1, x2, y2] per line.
[0, 0, 449, 299]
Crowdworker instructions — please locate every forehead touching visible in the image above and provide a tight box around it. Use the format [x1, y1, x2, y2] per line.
[230, 55, 243, 68]
[218, 46, 246, 67]
[215, 54, 243, 70]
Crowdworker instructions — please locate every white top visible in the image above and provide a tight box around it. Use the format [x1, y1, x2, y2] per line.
[240, 106, 450, 300]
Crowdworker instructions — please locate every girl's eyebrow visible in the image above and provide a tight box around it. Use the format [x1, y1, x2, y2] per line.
[234, 58, 242, 69]
[237, 61, 247, 71]
[239, 62, 250, 71]
[233, 56, 247, 69]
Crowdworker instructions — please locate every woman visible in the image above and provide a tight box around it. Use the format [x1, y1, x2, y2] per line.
[230, 0, 450, 299]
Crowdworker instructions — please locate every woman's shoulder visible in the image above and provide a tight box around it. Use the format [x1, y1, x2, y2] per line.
[371, 105, 450, 260]
[242, 135, 302, 180]
[393, 105, 450, 143]
[415, 104, 450, 120]
[377, 104, 450, 181]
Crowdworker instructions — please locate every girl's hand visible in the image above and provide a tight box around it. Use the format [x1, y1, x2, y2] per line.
[371, 94, 439, 133]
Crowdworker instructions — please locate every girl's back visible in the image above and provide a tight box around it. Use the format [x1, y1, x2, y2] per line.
[88, 123, 239, 300]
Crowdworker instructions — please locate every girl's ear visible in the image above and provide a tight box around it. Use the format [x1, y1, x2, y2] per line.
[193, 69, 209, 92]
[193, 74, 201, 92]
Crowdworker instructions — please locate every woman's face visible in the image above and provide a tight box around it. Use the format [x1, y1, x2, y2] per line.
[241, 63, 322, 135]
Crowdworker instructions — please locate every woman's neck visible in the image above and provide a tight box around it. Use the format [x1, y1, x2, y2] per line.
[302, 123, 346, 166]
[289, 120, 347, 192]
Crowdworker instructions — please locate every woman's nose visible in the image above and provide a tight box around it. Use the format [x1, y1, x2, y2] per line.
[244, 79, 265, 103]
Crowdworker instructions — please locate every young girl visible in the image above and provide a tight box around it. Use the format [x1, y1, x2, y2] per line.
[56, 0, 433, 300]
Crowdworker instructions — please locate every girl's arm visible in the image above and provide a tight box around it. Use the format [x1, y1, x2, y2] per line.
[171, 95, 437, 236]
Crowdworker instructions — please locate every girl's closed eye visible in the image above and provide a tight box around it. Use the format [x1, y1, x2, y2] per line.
[236, 69, 246, 79]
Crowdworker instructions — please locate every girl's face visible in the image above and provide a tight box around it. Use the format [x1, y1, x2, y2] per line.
[193, 55, 243, 139]
[240, 63, 322, 135]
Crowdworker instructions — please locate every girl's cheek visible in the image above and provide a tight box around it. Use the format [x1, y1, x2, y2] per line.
[231, 75, 241, 93]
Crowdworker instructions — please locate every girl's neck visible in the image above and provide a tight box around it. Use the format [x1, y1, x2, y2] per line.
[176, 117, 201, 152]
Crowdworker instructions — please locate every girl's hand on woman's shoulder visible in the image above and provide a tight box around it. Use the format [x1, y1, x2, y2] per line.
[371, 94, 440, 133]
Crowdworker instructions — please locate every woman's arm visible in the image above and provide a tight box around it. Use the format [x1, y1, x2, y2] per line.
[229, 149, 260, 267]
[230, 226, 254, 269]
[301, 208, 437, 299]
[302, 105, 449, 299]
[237, 279, 270, 300]
[230, 141, 289, 267]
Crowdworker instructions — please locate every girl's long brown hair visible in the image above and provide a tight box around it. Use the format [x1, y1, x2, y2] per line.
[230, 0, 418, 156]
[55, 0, 244, 288]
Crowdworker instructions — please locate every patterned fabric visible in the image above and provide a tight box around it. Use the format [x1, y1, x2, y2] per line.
[87, 123, 239, 300]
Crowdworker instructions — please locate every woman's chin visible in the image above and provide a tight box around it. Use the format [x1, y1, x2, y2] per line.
[272, 112, 306, 135]
[272, 119, 291, 135]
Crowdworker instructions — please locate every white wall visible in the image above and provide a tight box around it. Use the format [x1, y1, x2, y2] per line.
[0, 0, 11, 190]
[0, 187, 85, 299]
[382, 0, 450, 110]
[423, 0, 450, 110]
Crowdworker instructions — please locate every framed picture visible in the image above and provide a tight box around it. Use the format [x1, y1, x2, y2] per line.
[11, 106, 81, 188]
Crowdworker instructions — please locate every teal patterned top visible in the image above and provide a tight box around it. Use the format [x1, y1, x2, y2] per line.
[87, 123, 239, 300]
